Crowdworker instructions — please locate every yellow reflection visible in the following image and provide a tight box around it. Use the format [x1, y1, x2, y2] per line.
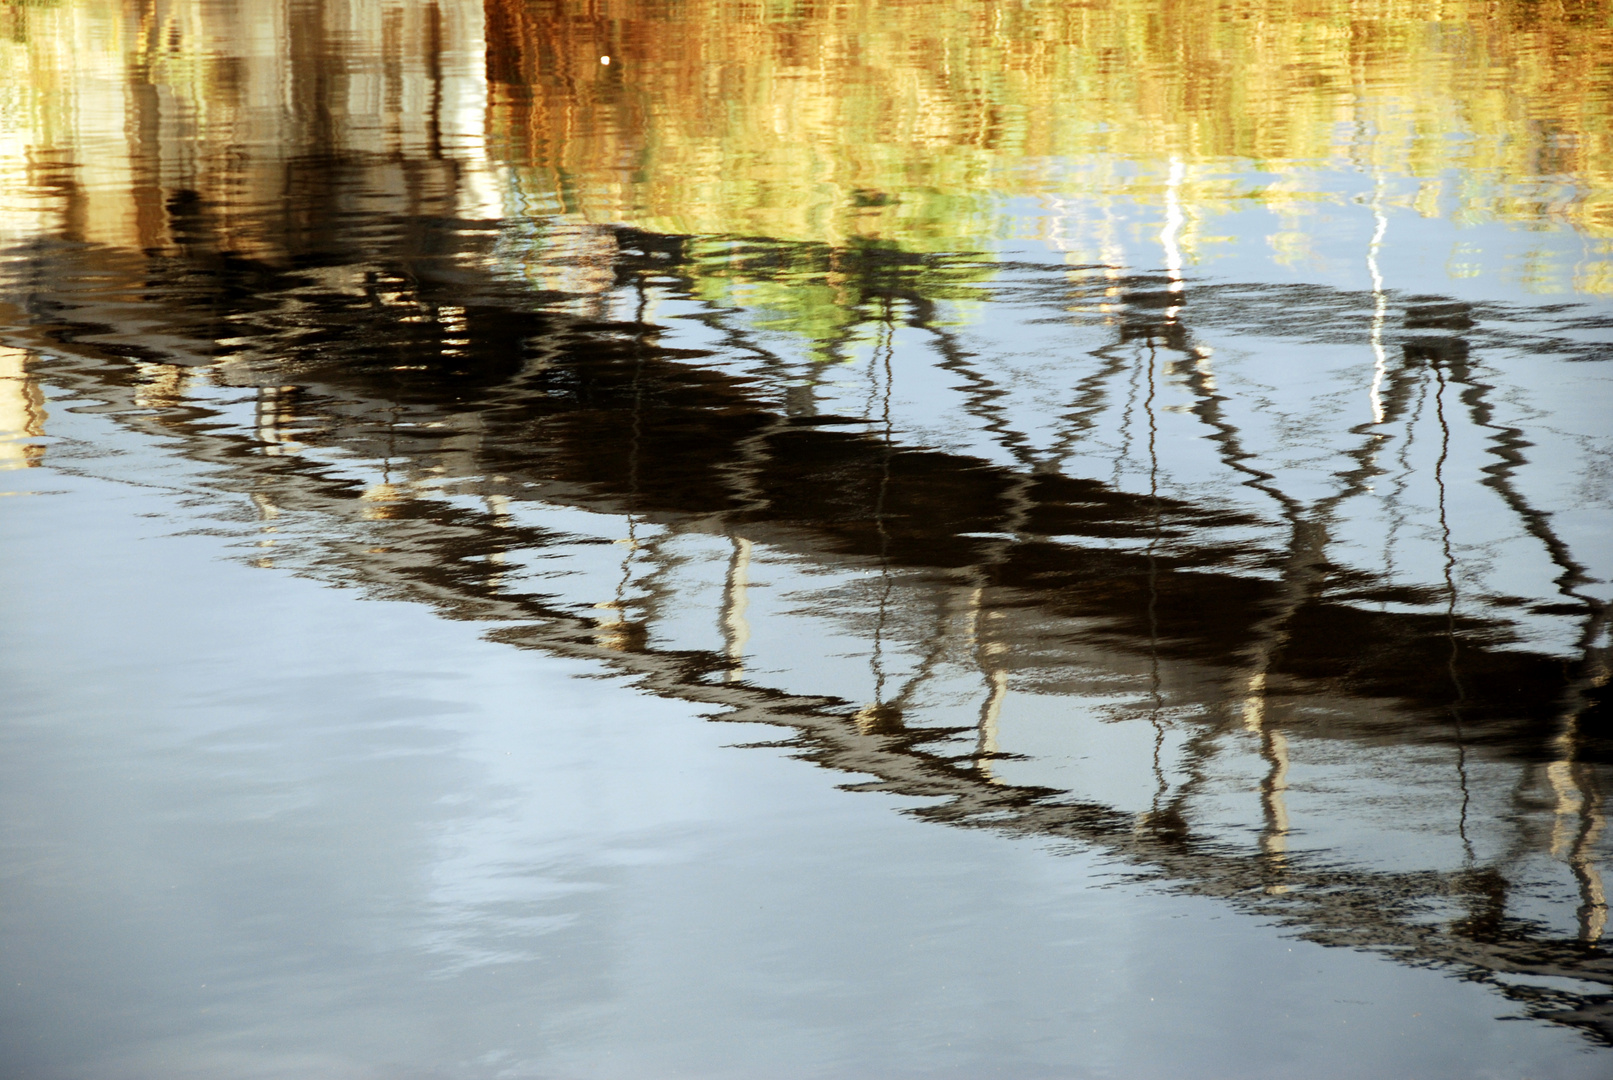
[2, 0, 1609, 298]
[360, 480, 408, 520]
[488, 0, 1613, 262]
[721, 535, 753, 683]
[0, 0, 494, 256]
[0, 346, 46, 472]
[134, 362, 195, 412]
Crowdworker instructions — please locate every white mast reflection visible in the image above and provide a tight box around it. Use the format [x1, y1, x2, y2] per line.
[1368, 170, 1389, 425]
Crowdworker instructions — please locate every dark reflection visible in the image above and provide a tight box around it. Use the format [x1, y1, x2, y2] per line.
[8, 198, 1613, 1040]
[2, 0, 1612, 1058]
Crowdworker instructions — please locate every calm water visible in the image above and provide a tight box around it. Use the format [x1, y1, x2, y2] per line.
[2, 2, 1612, 1076]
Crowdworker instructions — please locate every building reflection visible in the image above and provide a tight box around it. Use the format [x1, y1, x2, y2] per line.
[482, 0, 1613, 291]
[1, 0, 1611, 1049]
[0, 346, 46, 472]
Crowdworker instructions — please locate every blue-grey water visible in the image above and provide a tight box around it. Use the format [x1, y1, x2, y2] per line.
[2, 2, 1612, 1077]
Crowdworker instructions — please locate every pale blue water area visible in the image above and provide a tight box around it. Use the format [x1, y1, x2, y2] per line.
[2, 398, 1606, 1079]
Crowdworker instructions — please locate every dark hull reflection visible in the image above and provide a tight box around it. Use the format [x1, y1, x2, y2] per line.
[5, 193, 1611, 1041]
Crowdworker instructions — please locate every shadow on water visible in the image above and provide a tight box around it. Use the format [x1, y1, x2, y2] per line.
[6, 192, 1613, 1040]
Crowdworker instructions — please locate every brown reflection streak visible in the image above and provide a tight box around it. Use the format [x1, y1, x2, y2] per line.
[0, 347, 48, 471]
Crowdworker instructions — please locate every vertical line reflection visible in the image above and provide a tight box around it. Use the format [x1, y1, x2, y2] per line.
[1434, 359, 1475, 865]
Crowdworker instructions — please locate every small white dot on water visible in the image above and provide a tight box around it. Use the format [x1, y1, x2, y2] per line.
[600, 55, 610, 65]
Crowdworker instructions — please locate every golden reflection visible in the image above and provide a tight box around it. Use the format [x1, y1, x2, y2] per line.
[976, 659, 1008, 782]
[3, 3, 1603, 279]
[963, 583, 1008, 783]
[1258, 728, 1292, 880]
[0, 345, 46, 472]
[721, 535, 753, 682]
[0, 0, 1608, 336]
[134, 361, 195, 411]
[0, 0, 495, 256]
[360, 480, 409, 520]
[1548, 704, 1610, 943]
[255, 386, 302, 457]
[488, 0, 1613, 262]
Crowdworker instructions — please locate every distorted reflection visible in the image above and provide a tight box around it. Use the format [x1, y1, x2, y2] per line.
[1, 0, 1611, 1066]
[0, 346, 46, 472]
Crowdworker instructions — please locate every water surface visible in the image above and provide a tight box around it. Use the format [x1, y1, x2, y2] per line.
[2, 2, 1612, 1076]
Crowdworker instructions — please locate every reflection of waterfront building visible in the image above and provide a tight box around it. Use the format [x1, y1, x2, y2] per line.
[2, 0, 1612, 1050]
[0, 346, 46, 472]
[483, 0, 1613, 292]
[0, 0, 497, 257]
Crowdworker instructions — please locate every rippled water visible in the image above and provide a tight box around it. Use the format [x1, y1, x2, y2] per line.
[2, 2, 1612, 1076]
